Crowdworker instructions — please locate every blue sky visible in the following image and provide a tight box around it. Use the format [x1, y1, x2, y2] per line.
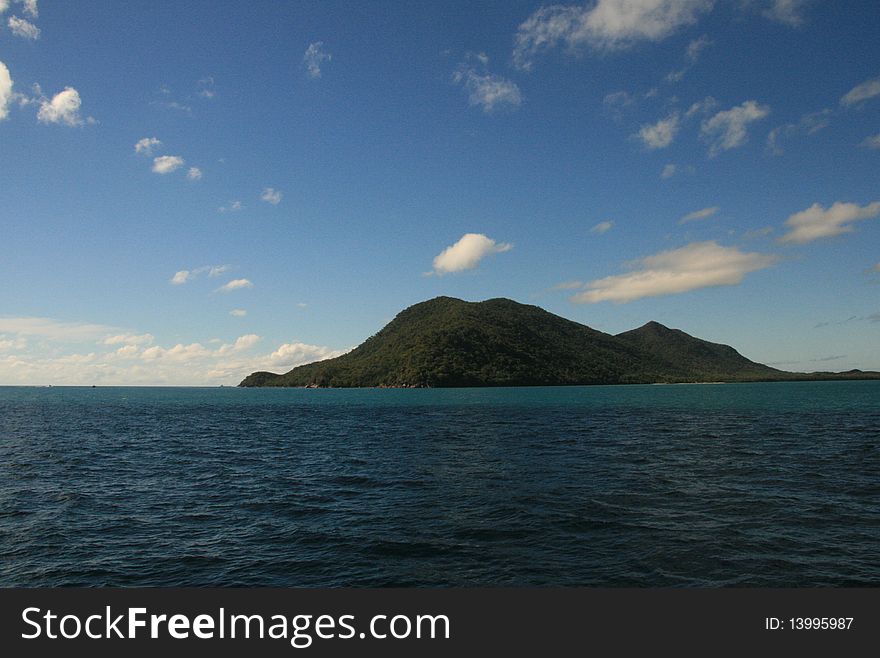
[1, 0, 878, 385]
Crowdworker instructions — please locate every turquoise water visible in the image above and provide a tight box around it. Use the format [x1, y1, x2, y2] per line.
[0, 381, 877, 586]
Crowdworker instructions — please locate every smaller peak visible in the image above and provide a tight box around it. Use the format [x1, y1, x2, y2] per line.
[641, 320, 670, 330]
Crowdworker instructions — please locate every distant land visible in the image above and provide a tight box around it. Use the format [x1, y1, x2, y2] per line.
[239, 297, 880, 388]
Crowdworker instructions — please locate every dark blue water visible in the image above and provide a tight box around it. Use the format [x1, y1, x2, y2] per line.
[0, 382, 878, 587]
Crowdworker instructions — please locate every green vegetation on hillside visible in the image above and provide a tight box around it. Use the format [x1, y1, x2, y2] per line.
[239, 296, 878, 388]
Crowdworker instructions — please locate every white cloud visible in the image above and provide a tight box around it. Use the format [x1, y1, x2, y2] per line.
[453, 57, 522, 113]
[766, 108, 832, 154]
[152, 155, 184, 174]
[636, 112, 679, 149]
[762, 0, 809, 26]
[685, 95, 717, 118]
[170, 270, 191, 285]
[303, 42, 331, 79]
[102, 333, 154, 346]
[513, 0, 713, 70]
[571, 241, 777, 303]
[679, 205, 719, 223]
[700, 100, 770, 156]
[0, 1, 7, 13]
[217, 278, 253, 292]
[778, 201, 880, 244]
[0, 317, 116, 341]
[8, 15, 39, 39]
[591, 220, 614, 234]
[37, 87, 86, 126]
[15, 0, 38, 18]
[187, 166, 203, 180]
[134, 137, 162, 155]
[661, 163, 677, 179]
[431, 233, 513, 274]
[219, 200, 243, 213]
[197, 76, 215, 99]
[260, 187, 282, 205]
[230, 309, 247, 317]
[170, 265, 229, 285]
[841, 76, 880, 107]
[861, 133, 880, 150]
[0, 61, 12, 122]
[686, 34, 711, 62]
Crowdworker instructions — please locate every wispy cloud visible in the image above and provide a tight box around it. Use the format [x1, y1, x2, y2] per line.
[778, 201, 880, 244]
[260, 187, 282, 205]
[0, 316, 117, 342]
[230, 309, 247, 317]
[170, 265, 230, 285]
[7, 14, 39, 39]
[134, 137, 162, 155]
[591, 220, 614, 234]
[303, 42, 331, 79]
[700, 100, 770, 156]
[513, 0, 713, 70]
[661, 163, 677, 179]
[679, 206, 719, 224]
[217, 278, 253, 292]
[219, 200, 243, 213]
[636, 112, 679, 149]
[197, 76, 215, 99]
[187, 166, 203, 180]
[766, 108, 832, 154]
[431, 233, 512, 274]
[840, 75, 880, 107]
[762, 0, 811, 26]
[860, 133, 880, 150]
[152, 155, 184, 174]
[453, 54, 522, 113]
[666, 34, 712, 82]
[570, 241, 777, 303]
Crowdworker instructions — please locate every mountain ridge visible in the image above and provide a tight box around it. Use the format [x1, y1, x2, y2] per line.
[239, 297, 880, 387]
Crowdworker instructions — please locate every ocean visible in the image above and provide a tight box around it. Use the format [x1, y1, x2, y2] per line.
[0, 382, 877, 587]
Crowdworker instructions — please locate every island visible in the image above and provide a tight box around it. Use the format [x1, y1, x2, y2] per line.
[239, 296, 880, 388]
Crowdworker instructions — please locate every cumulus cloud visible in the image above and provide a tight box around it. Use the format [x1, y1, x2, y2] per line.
[170, 270, 191, 285]
[134, 137, 162, 155]
[230, 309, 247, 317]
[219, 200, 243, 213]
[453, 56, 522, 113]
[591, 220, 614, 234]
[679, 206, 719, 224]
[570, 241, 777, 303]
[187, 166, 203, 180]
[8, 15, 39, 39]
[431, 233, 513, 275]
[861, 133, 880, 150]
[152, 155, 184, 174]
[260, 187, 282, 205]
[303, 42, 331, 79]
[37, 87, 86, 126]
[217, 278, 253, 292]
[840, 76, 880, 107]
[778, 201, 880, 244]
[700, 100, 770, 156]
[17, 0, 38, 18]
[0, 61, 12, 122]
[513, 0, 713, 70]
[636, 112, 679, 149]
